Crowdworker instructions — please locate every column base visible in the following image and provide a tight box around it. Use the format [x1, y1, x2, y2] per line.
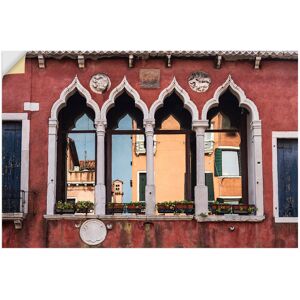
[145, 185, 156, 216]
[95, 184, 106, 215]
[194, 185, 208, 216]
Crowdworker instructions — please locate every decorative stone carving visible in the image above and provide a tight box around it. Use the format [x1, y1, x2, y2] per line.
[188, 71, 211, 93]
[90, 73, 111, 94]
[79, 219, 107, 246]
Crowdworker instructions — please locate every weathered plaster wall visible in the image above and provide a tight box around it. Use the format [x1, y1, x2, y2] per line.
[2, 57, 298, 248]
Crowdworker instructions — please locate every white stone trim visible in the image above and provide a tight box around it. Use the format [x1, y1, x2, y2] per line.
[24, 102, 39, 111]
[50, 75, 100, 121]
[200, 75, 264, 217]
[46, 76, 101, 215]
[272, 131, 298, 223]
[201, 75, 259, 121]
[101, 76, 148, 124]
[2, 113, 30, 214]
[149, 77, 199, 121]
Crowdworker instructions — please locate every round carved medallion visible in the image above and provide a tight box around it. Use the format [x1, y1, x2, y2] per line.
[188, 71, 211, 93]
[79, 219, 107, 246]
[89, 73, 111, 94]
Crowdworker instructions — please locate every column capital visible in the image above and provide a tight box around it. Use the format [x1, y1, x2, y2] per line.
[95, 120, 106, 133]
[251, 120, 262, 136]
[192, 120, 209, 135]
[48, 118, 58, 135]
[144, 118, 155, 133]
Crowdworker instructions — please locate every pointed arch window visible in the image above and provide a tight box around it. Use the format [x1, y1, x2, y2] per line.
[56, 92, 96, 211]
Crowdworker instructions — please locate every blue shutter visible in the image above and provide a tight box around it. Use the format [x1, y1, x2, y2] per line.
[2, 122, 22, 213]
[277, 139, 298, 217]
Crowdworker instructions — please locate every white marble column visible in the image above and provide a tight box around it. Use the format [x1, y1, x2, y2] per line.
[251, 120, 264, 217]
[95, 121, 106, 215]
[144, 119, 156, 215]
[193, 120, 209, 216]
[46, 119, 58, 215]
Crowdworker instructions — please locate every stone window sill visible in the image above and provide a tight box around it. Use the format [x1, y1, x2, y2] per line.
[43, 214, 194, 221]
[2, 213, 26, 229]
[195, 215, 265, 222]
[44, 214, 265, 222]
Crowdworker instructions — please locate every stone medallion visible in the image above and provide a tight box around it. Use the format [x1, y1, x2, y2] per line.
[79, 219, 107, 246]
[89, 73, 111, 94]
[188, 71, 211, 92]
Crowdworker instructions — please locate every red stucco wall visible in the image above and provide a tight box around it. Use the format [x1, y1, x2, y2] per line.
[2, 57, 298, 248]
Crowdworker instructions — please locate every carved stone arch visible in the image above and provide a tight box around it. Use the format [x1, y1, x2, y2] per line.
[197, 74, 264, 219]
[149, 77, 199, 122]
[201, 75, 259, 122]
[101, 76, 148, 125]
[50, 75, 100, 122]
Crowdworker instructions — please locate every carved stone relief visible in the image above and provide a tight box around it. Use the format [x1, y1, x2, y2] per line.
[90, 73, 111, 94]
[188, 71, 211, 93]
[79, 219, 107, 246]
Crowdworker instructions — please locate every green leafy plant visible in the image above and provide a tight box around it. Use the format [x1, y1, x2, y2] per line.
[75, 201, 94, 212]
[55, 201, 75, 214]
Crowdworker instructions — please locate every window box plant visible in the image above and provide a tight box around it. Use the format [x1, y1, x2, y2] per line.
[174, 201, 194, 215]
[157, 202, 176, 214]
[55, 201, 75, 214]
[107, 203, 125, 214]
[75, 201, 94, 214]
[232, 204, 250, 215]
[126, 202, 145, 214]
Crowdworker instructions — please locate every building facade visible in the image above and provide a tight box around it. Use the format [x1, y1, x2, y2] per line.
[2, 51, 298, 247]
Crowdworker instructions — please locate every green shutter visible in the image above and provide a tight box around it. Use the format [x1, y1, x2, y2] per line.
[205, 173, 215, 201]
[214, 148, 222, 176]
[237, 150, 242, 176]
[139, 173, 146, 202]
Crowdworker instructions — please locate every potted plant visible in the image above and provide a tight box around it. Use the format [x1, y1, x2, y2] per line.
[126, 202, 145, 214]
[75, 201, 94, 214]
[213, 204, 232, 215]
[247, 205, 257, 215]
[55, 201, 75, 214]
[174, 201, 194, 215]
[157, 201, 176, 214]
[107, 203, 124, 214]
[232, 204, 249, 215]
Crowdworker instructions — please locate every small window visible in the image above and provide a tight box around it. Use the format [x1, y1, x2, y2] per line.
[222, 150, 240, 176]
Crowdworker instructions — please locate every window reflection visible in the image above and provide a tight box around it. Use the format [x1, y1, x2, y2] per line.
[66, 114, 96, 204]
[205, 112, 242, 205]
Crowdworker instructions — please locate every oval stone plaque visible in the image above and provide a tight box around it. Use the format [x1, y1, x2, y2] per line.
[89, 73, 111, 94]
[79, 219, 107, 246]
[188, 71, 211, 93]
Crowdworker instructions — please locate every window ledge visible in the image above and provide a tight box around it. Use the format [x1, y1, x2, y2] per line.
[43, 214, 194, 221]
[2, 213, 26, 229]
[195, 215, 265, 222]
[274, 217, 298, 223]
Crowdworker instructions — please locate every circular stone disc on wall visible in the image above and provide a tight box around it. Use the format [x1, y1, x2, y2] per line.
[79, 219, 107, 246]
[89, 73, 111, 94]
[188, 71, 211, 92]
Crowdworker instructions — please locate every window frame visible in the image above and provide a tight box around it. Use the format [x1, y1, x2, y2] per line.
[2, 113, 30, 228]
[272, 131, 298, 223]
[218, 146, 241, 178]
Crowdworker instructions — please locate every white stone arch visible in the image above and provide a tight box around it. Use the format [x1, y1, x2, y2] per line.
[149, 77, 199, 122]
[198, 75, 264, 218]
[100, 76, 148, 124]
[50, 75, 100, 122]
[201, 75, 259, 122]
[46, 76, 102, 215]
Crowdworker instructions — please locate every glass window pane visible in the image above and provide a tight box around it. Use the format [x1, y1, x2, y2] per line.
[116, 114, 134, 130]
[66, 132, 95, 203]
[112, 134, 146, 204]
[73, 113, 94, 131]
[222, 151, 239, 176]
[154, 134, 186, 202]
